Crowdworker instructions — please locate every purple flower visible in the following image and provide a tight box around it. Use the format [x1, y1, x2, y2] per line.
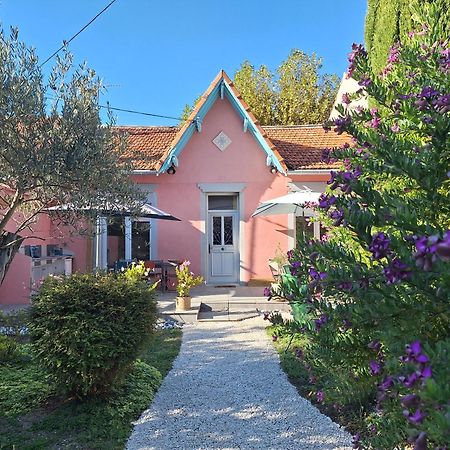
[342, 93, 351, 105]
[421, 366, 432, 379]
[358, 76, 371, 87]
[413, 432, 427, 450]
[352, 432, 362, 449]
[272, 334, 278, 342]
[369, 360, 382, 375]
[436, 230, 450, 260]
[315, 314, 329, 331]
[401, 394, 420, 409]
[316, 390, 325, 403]
[413, 234, 440, 270]
[342, 318, 352, 330]
[338, 281, 352, 291]
[329, 208, 345, 226]
[321, 148, 334, 163]
[403, 372, 419, 388]
[309, 267, 327, 280]
[387, 44, 400, 63]
[263, 287, 271, 297]
[378, 376, 394, 391]
[368, 340, 381, 352]
[347, 43, 367, 79]
[404, 408, 427, 425]
[369, 232, 391, 260]
[334, 116, 351, 134]
[318, 193, 337, 211]
[290, 260, 301, 276]
[405, 340, 424, 361]
[432, 94, 450, 113]
[419, 86, 438, 98]
[391, 122, 400, 132]
[383, 257, 411, 284]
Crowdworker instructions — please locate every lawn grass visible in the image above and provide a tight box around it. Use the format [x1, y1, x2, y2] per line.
[267, 325, 365, 435]
[0, 328, 182, 450]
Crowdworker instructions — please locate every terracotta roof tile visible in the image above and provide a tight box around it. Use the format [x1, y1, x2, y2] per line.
[115, 126, 179, 170]
[114, 124, 351, 171]
[262, 125, 351, 170]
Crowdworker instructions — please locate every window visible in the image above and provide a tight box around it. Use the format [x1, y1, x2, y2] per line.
[208, 195, 237, 211]
[296, 216, 315, 241]
[132, 221, 151, 261]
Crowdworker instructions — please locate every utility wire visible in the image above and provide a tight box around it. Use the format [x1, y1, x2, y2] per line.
[101, 103, 184, 122]
[40, 0, 118, 67]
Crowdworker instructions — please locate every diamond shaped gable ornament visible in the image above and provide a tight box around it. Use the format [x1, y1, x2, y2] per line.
[212, 131, 231, 152]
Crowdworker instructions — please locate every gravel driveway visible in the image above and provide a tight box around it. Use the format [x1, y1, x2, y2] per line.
[126, 317, 352, 450]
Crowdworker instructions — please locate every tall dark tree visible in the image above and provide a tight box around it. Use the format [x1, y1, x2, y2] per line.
[365, 0, 450, 73]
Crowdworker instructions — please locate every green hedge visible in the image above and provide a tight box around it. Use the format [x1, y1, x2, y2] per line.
[29, 271, 158, 398]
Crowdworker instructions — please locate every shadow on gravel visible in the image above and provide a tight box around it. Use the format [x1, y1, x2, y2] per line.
[127, 320, 352, 450]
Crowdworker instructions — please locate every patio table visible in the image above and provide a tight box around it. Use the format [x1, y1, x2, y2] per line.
[154, 260, 181, 292]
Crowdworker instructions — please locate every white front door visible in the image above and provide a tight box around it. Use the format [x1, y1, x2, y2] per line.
[208, 212, 239, 284]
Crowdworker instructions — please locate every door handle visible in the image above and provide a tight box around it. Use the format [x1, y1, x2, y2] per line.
[208, 244, 211, 254]
[221, 247, 224, 251]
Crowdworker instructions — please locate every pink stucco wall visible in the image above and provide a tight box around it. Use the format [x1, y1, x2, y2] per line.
[0, 210, 90, 305]
[0, 94, 331, 305]
[134, 96, 328, 282]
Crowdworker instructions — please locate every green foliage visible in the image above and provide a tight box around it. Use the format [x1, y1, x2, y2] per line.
[0, 329, 182, 449]
[0, 353, 55, 416]
[233, 51, 339, 125]
[267, 326, 367, 434]
[175, 260, 203, 297]
[182, 51, 339, 125]
[365, 0, 450, 73]
[141, 328, 182, 378]
[277, 7, 449, 449]
[0, 26, 142, 285]
[29, 269, 158, 398]
[0, 334, 19, 362]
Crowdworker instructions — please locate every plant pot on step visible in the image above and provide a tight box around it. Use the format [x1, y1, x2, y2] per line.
[176, 296, 191, 311]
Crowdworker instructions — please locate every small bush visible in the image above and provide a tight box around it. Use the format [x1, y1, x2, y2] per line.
[29, 269, 158, 398]
[0, 335, 19, 362]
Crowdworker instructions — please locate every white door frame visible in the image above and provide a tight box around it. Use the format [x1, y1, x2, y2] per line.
[197, 183, 246, 284]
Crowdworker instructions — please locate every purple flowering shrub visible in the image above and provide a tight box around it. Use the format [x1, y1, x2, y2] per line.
[277, 7, 449, 449]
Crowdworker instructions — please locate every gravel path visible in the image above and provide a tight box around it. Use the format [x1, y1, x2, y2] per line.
[126, 317, 352, 450]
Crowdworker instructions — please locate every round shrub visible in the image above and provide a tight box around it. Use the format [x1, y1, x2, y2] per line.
[29, 270, 158, 398]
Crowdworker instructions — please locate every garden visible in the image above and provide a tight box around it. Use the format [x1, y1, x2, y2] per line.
[0, 263, 182, 449]
[266, 4, 449, 450]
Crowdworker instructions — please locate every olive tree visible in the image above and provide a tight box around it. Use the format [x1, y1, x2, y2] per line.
[0, 28, 140, 285]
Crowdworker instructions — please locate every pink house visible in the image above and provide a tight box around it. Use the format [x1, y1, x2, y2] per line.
[0, 70, 349, 305]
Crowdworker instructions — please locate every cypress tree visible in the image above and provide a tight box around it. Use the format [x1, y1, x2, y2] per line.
[365, 0, 450, 74]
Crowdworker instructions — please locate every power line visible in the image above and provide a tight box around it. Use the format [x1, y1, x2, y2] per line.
[101, 103, 184, 122]
[40, 0, 118, 67]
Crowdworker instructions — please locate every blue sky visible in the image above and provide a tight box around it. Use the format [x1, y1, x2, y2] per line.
[1, 0, 367, 125]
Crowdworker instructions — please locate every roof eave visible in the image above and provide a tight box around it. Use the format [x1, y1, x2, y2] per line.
[157, 70, 287, 175]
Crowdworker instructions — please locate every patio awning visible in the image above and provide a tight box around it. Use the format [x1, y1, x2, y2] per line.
[252, 190, 321, 217]
[45, 201, 181, 221]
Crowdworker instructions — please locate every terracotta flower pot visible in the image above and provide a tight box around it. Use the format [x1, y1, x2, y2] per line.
[176, 296, 191, 311]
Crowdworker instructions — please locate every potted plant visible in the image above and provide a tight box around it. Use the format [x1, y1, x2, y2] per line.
[175, 261, 203, 311]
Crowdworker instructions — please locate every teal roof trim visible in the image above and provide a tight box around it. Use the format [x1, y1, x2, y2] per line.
[158, 77, 285, 175]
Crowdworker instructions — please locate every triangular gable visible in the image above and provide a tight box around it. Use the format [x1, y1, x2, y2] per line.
[156, 70, 287, 175]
